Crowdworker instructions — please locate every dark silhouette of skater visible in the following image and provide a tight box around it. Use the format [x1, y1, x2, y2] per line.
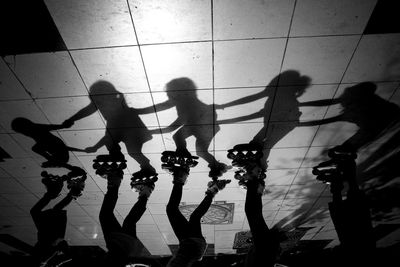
[99, 163, 162, 267]
[141, 77, 230, 178]
[31, 173, 84, 267]
[63, 80, 156, 176]
[11, 117, 83, 169]
[165, 160, 229, 267]
[216, 70, 342, 169]
[312, 147, 376, 267]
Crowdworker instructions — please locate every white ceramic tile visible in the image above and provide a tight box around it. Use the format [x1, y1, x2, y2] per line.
[58, 129, 109, 156]
[214, 39, 286, 88]
[286, 183, 325, 198]
[215, 87, 269, 124]
[71, 47, 150, 93]
[343, 34, 400, 83]
[214, 0, 294, 40]
[129, 0, 211, 43]
[290, 0, 377, 36]
[0, 134, 30, 158]
[0, 178, 29, 194]
[214, 230, 237, 249]
[45, 0, 137, 49]
[3, 52, 87, 98]
[214, 123, 265, 150]
[141, 42, 212, 91]
[0, 158, 43, 178]
[0, 59, 31, 100]
[301, 146, 331, 168]
[35, 96, 105, 130]
[263, 122, 318, 148]
[282, 36, 359, 85]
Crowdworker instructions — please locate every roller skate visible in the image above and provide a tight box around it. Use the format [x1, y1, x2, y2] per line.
[208, 161, 232, 179]
[227, 143, 266, 189]
[92, 154, 127, 179]
[66, 167, 87, 199]
[206, 179, 231, 196]
[161, 150, 199, 174]
[312, 145, 357, 185]
[41, 171, 66, 199]
[131, 168, 158, 198]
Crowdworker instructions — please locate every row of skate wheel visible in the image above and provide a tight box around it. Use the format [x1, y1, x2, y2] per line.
[41, 166, 87, 198]
[161, 151, 199, 171]
[92, 154, 127, 178]
[312, 146, 357, 184]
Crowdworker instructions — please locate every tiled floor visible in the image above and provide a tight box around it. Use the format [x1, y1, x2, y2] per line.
[1, 0, 400, 257]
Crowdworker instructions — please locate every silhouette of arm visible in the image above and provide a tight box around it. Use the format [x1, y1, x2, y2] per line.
[30, 193, 52, 228]
[217, 109, 265, 124]
[63, 102, 98, 126]
[136, 100, 174, 114]
[298, 98, 341, 107]
[217, 90, 271, 109]
[298, 114, 343, 126]
[149, 118, 182, 134]
[85, 135, 109, 153]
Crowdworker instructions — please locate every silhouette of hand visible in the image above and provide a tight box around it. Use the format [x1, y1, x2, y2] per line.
[85, 146, 97, 153]
[62, 119, 74, 128]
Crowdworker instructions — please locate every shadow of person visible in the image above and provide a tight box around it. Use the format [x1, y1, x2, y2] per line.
[217, 70, 337, 170]
[144, 77, 230, 178]
[30, 176, 77, 266]
[11, 117, 83, 170]
[63, 80, 156, 176]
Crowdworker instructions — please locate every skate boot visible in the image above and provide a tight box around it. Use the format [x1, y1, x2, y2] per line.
[227, 143, 264, 168]
[161, 150, 199, 184]
[131, 168, 158, 198]
[66, 167, 87, 199]
[161, 150, 199, 174]
[206, 179, 231, 196]
[92, 154, 127, 179]
[208, 162, 232, 179]
[41, 171, 66, 199]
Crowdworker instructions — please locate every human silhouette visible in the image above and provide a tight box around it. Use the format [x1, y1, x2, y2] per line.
[11, 117, 82, 169]
[312, 147, 376, 267]
[142, 77, 230, 178]
[217, 70, 335, 169]
[98, 159, 162, 267]
[164, 153, 230, 267]
[31, 172, 84, 267]
[63, 80, 156, 176]
[305, 82, 400, 153]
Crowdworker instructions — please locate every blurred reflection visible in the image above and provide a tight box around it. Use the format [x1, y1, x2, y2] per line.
[11, 117, 83, 169]
[145, 77, 230, 178]
[98, 159, 162, 267]
[63, 80, 156, 176]
[30, 173, 82, 266]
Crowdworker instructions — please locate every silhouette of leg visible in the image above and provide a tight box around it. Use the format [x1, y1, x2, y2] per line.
[244, 181, 279, 267]
[166, 184, 190, 241]
[195, 131, 216, 165]
[122, 196, 148, 238]
[173, 127, 191, 153]
[188, 194, 213, 238]
[99, 185, 122, 238]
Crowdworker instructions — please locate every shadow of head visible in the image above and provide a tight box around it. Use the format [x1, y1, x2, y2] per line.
[272, 70, 312, 97]
[89, 80, 127, 116]
[11, 117, 33, 135]
[165, 77, 198, 102]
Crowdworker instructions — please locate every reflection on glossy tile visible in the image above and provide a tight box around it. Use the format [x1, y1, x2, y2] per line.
[130, 0, 211, 44]
[0, 59, 30, 100]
